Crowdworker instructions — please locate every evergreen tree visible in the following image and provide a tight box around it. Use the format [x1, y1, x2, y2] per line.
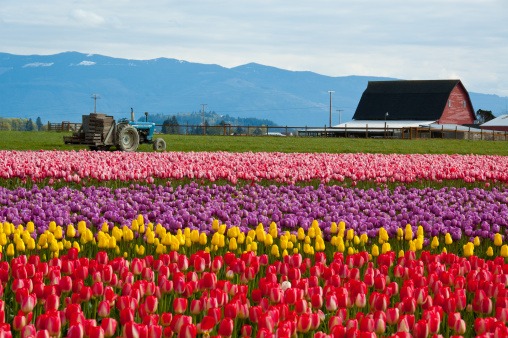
[476, 109, 495, 124]
[162, 115, 180, 134]
[25, 118, 35, 131]
[36, 117, 43, 131]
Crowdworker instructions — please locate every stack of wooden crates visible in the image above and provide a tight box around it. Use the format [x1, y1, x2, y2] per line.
[82, 113, 115, 145]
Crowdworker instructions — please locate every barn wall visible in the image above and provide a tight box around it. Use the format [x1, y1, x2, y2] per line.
[438, 85, 475, 124]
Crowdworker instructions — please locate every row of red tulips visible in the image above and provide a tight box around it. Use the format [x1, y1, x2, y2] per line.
[1, 245, 507, 337]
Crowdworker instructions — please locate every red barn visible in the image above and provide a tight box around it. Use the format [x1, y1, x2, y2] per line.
[353, 79, 476, 125]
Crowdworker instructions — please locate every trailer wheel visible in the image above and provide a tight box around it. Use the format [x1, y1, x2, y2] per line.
[152, 138, 166, 151]
[117, 125, 140, 152]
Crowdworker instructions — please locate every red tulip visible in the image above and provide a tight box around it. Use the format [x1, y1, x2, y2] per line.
[88, 325, 105, 338]
[224, 302, 238, 319]
[21, 324, 36, 338]
[240, 325, 252, 337]
[173, 298, 188, 314]
[217, 318, 234, 337]
[148, 324, 162, 338]
[161, 313, 173, 327]
[97, 300, 111, 318]
[297, 313, 312, 333]
[20, 293, 37, 314]
[386, 307, 399, 325]
[35, 330, 50, 338]
[413, 319, 429, 338]
[101, 318, 117, 338]
[59, 275, 73, 293]
[359, 316, 374, 332]
[119, 308, 135, 325]
[144, 295, 158, 314]
[197, 315, 216, 333]
[13, 311, 27, 331]
[45, 294, 60, 312]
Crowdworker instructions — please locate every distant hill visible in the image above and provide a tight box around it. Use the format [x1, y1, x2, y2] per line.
[0, 51, 506, 126]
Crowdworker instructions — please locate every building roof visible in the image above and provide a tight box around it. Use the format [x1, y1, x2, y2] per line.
[353, 79, 463, 121]
[480, 114, 508, 127]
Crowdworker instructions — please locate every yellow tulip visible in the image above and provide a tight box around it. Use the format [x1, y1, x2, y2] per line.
[378, 227, 389, 244]
[199, 233, 208, 245]
[247, 229, 256, 239]
[473, 236, 480, 246]
[501, 245, 508, 258]
[139, 224, 145, 234]
[304, 235, 311, 244]
[156, 244, 166, 254]
[293, 248, 299, 254]
[66, 224, 76, 238]
[190, 230, 200, 243]
[3, 222, 13, 236]
[381, 242, 391, 254]
[0, 233, 7, 246]
[16, 240, 25, 252]
[146, 231, 155, 245]
[54, 226, 63, 240]
[397, 228, 404, 240]
[269, 222, 278, 238]
[271, 244, 280, 257]
[50, 241, 59, 253]
[398, 250, 405, 258]
[282, 249, 289, 257]
[250, 241, 258, 252]
[346, 229, 354, 241]
[337, 239, 345, 253]
[6, 244, 14, 256]
[27, 238, 35, 250]
[137, 214, 144, 226]
[183, 227, 191, 238]
[330, 222, 338, 234]
[417, 225, 424, 238]
[308, 227, 316, 239]
[72, 241, 80, 252]
[229, 238, 238, 251]
[108, 236, 116, 249]
[218, 224, 227, 235]
[185, 238, 191, 247]
[280, 238, 288, 250]
[408, 240, 416, 252]
[404, 224, 413, 241]
[256, 227, 266, 242]
[101, 223, 109, 233]
[431, 236, 439, 249]
[347, 247, 355, 255]
[463, 242, 474, 257]
[372, 244, 380, 257]
[445, 233, 453, 245]
[218, 234, 225, 248]
[353, 235, 360, 246]
[297, 228, 306, 241]
[415, 237, 423, 251]
[494, 233, 503, 247]
[264, 234, 273, 246]
[287, 241, 294, 250]
[237, 232, 245, 244]
[212, 219, 220, 232]
[27, 222, 35, 234]
[48, 221, 57, 233]
[486, 246, 494, 257]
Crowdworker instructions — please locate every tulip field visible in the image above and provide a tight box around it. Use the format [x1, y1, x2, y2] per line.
[0, 149, 508, 337]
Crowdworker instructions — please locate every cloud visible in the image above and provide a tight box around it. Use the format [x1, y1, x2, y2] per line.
[71, 9, 105, 27]
[22, 62, 54, 68]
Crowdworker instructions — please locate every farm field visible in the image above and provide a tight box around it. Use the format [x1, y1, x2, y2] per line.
[0, 132, 507, 337]
[1, 130, 508, 155]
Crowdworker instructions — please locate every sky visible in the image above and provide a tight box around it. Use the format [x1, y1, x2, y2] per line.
[1, 0, 508, 96]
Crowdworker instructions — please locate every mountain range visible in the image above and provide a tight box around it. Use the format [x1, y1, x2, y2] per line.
[0, 51, 506, 127]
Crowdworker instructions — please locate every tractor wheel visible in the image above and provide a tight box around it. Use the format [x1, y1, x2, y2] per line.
[116, 125, 140, 152]
[153, 138, 167, 151]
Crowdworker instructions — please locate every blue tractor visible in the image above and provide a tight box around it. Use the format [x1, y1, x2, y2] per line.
[64, 110, 166, 152]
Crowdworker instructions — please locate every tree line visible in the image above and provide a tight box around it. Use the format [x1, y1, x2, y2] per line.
[0, 117, 44, 131]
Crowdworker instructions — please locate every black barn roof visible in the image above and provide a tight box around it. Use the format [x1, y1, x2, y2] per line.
[353, 79, 462, 121]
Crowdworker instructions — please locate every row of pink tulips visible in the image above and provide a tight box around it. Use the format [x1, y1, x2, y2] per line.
[1, 150, 508, 184]
[1, 247, 508, 337]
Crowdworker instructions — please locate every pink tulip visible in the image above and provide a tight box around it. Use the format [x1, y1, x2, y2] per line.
[67, 324, 85, 338]
[100, 318, 117, 338]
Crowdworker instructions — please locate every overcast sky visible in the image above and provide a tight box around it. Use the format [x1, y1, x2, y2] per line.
[1, 0, 507, 96]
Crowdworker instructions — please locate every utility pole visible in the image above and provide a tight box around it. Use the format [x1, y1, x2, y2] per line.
[91, 94, 100, 114]
[336, 109, 344, 124]
[201, 104, 207, 135]
[328, 91, 334, 127]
